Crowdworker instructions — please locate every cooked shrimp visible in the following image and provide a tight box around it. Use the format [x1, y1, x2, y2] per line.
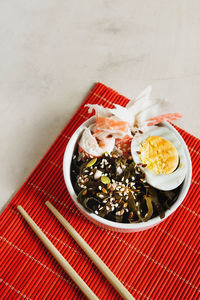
[96, 117, 131, 138]
[98, 137, 115, 152]
[79, 127, 115, 157]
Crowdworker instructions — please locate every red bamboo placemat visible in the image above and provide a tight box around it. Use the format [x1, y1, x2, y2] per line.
[0, 83, 199, 300]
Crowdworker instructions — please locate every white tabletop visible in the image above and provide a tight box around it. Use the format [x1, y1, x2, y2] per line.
[0, 0, 199, 212]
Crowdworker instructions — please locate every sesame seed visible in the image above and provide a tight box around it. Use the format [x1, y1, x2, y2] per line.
[126, 179, 129, 183]
[116, 209, 124, 216]
[82, 190, 87, 196]
[98, 194, 105, 198]
[106, 206, 110, 211]
[94, 170, 102, 179]
[99, 186, 102, 190]
[140, 178, 146, 182]
[102, 188, 107, 194]
[95, 210, 99, 214]
[117, 166, 123, 174]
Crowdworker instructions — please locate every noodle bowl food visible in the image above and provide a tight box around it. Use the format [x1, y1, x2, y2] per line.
[63, 86, 192, 231]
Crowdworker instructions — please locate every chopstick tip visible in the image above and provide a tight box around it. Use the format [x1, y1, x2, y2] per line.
[45, 201, 50, 207]
[17, 205, 22, 211]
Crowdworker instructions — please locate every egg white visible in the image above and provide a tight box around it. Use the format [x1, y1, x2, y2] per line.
[131, 126, 187, 191]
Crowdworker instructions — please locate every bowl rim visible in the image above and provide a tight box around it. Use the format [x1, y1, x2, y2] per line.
[63, 116, 192, 230]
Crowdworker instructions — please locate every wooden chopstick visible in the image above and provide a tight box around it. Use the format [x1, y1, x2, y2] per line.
[17, 205, 99, 300]
[45, 201, 135, 300]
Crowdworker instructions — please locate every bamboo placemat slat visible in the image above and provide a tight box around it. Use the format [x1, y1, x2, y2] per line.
[0, 82, 200, 300]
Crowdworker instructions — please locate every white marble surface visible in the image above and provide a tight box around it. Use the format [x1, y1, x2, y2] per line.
[0, 0, 200, 212]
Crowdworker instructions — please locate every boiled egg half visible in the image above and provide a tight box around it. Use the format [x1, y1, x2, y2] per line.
[131, 126, 187, 191]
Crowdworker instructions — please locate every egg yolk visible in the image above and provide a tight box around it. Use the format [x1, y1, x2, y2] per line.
[140, 136, 179, 175]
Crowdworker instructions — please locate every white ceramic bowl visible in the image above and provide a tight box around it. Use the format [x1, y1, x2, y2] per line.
[63, 116, 192, 232]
